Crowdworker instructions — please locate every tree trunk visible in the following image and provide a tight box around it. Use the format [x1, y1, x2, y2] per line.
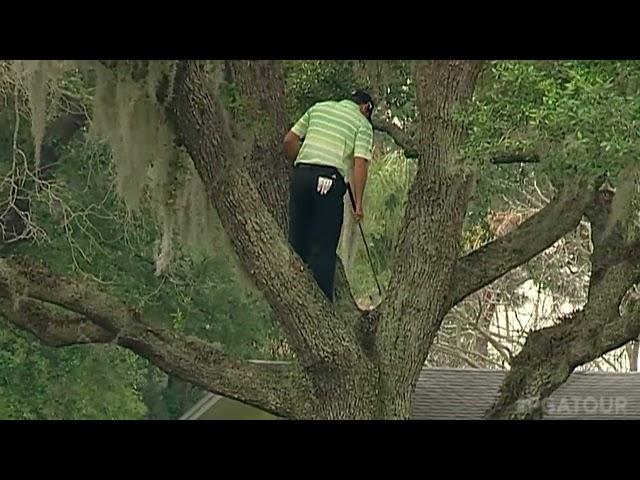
[167, 60, 488, 419]
[374, 61, 484, 418]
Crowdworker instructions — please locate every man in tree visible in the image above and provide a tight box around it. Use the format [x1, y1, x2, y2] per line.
[283, 90, 375, 301]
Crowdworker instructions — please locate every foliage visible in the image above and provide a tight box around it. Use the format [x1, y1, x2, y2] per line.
[349, 151, 415, 297]
[283, 60, 358, 119]
[0, 73, 277, 419]
[0, 325, 147, 419]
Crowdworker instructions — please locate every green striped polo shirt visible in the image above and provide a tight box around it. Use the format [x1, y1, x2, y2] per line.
[290, 100, 374, 179]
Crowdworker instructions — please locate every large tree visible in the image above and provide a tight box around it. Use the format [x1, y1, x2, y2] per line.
[1, 60, 639, 419]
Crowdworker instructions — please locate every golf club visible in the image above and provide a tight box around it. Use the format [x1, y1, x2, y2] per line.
[346, 183, 383, 298]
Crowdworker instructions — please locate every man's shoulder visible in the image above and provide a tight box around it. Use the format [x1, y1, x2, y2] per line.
[313, 100, 339, 110]
[312, 100, 371, 129]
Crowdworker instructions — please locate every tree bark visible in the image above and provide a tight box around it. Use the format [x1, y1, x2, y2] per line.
[371, 118, 419, 159]
[224, 61, 291, 233]
[373, 61, 484, 418]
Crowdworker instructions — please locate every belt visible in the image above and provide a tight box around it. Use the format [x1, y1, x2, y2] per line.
[295, 162, 344, 181]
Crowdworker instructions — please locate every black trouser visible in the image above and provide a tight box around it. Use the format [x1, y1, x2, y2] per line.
[289, 163, 346, 301]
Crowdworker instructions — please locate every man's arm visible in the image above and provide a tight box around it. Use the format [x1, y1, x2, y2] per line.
[351, 157, 369, 221]
[283, 131, 302, 162]
[352, 122, 374, 221]
[283, 106, 312, 162]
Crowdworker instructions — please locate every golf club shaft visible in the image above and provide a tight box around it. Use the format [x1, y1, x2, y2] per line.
[346, 183, 383, 296]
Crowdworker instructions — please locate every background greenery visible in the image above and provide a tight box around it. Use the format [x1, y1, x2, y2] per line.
[1, 60, 637, 419]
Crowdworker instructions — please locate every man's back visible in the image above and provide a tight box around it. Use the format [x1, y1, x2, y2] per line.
[291, 100, 373, 179]
[284, 90, 375, 301]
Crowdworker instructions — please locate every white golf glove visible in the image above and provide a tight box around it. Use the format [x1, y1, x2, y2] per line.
[317, 176, 334, 195]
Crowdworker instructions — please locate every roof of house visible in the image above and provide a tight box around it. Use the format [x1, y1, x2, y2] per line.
[181, 367, 640, 420]
[415, 367, 640, 420]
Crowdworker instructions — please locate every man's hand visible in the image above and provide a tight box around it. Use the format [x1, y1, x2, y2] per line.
[353, 203, 364, 222]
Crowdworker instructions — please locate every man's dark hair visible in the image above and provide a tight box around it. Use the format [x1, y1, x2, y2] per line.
[350, 89, 375, 119]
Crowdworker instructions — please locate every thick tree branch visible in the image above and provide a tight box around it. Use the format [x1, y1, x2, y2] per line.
[372, 116, 542, 168]
[486, 189, 640, 419]
[490, 153, 540, 165]
[334, 259, 360, 316]
[40, 112, 87, 178]
[1, 296, 116, 347]
[447, 178, 597, 310]
[0, 256, 312, 419]
[486, 296, 640, 420]
[224, 61, 291, 233]
[371, 118, 419, 158]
